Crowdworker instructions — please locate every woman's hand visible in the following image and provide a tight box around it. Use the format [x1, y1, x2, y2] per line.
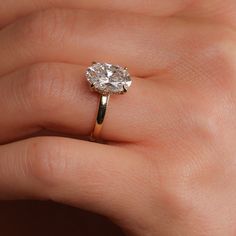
[1, 1, 236, 235]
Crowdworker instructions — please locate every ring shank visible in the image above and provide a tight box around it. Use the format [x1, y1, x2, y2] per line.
[91, 94, 110, 141]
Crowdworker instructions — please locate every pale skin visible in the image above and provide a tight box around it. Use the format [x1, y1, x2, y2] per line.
[0, 0, 236, 235]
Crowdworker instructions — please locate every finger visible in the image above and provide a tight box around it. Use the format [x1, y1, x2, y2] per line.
[178, 0, 236, 27]
[0, 8, 168, 77]
[1, 8, 234, 79]
[1, 0, 236, 29]
[0, 136, 150, 224]
[0, 63, 160, 143]
[0, 0, 193, 27]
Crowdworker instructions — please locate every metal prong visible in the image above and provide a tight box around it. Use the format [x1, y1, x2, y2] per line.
[91, 84, 95, 88]
[92, 61, 97, 65]
[123, 85, 128, 93]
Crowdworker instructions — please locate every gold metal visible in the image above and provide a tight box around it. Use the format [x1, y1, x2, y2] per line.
[90, 94, 110, 141]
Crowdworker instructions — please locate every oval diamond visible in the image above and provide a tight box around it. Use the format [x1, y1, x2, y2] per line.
[86, 62, 132, 95]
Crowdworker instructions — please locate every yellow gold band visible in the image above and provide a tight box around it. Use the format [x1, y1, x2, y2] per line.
[90, 95, 110, 141]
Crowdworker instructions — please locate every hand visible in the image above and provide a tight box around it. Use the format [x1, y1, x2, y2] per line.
[0, 1, 236, 235]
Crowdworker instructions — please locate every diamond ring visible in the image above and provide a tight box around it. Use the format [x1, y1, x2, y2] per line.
[86, 62, 132, 141]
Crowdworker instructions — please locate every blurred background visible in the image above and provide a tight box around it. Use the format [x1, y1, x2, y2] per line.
[0, 201, 125, 236]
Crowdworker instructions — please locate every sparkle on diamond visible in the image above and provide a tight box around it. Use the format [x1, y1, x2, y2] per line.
[86, 62, 132, 95]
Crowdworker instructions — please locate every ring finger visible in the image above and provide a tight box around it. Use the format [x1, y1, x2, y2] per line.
[0, 62, 166, 144]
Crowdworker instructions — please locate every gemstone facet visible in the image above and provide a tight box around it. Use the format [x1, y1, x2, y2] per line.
[86, 62, 132, 95]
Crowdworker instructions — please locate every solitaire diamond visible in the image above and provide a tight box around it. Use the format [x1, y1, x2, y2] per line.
[86, 62, 132, 95]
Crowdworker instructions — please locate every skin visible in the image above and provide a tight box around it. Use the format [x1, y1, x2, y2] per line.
[0, 0, 236, 235]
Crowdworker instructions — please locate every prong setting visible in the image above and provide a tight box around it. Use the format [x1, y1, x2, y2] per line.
[123, 85, 128, 93]
[90, 84, 95, 92]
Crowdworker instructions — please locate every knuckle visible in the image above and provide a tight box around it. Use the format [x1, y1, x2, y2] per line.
[23, 63, 67, 111]
[156, 164, 194, 221]
[27, 137, 67, 187]
[149, 87, 227, 145]
[200, 30, 236, 89]
[175, 95, 223, 143]
[190, 108, 219, 141]
[174, 29, 236, 146]
[183, 27, 236, 93]
[155, 156, 211, 229]
[157, 178, 209, 234]
[20, 8, 68, 46]
[209, 42, 236, 87]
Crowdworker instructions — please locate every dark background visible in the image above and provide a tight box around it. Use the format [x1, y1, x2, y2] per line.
[0, 201, 125, 236]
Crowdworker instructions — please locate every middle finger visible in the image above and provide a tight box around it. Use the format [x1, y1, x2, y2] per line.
[0, 8, 167, 77]
[0, 63, 163, 144]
